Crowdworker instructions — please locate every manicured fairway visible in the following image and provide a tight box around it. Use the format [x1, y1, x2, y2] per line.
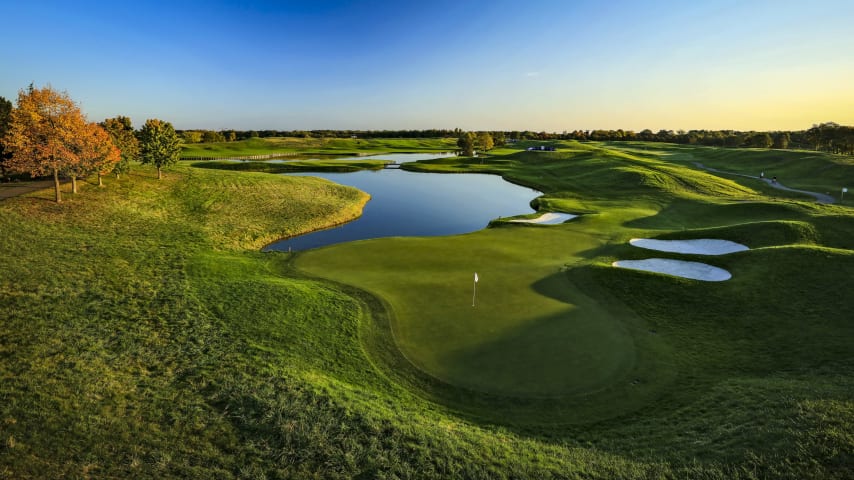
[292, 140, 854, 435]
[296, 226, 638, 398]
[1, 140, 852, 479]
[181, 136, 458, 158]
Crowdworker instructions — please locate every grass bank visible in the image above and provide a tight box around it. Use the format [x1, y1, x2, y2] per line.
[297, 141, 853, 474]
[181, 136, 458, 159]
[189, 159, 387, 174]
[1, 142, 852, 479]
[608, 141, 854, 205]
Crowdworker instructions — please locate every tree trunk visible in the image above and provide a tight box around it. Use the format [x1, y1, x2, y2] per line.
[157, 166, 162, 180]
[98, 172, 103, 187]
[71, 175, 78, 194]
[53, 168, 62, 203]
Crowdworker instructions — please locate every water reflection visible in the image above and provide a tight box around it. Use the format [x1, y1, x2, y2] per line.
[264, 167, 542, 251]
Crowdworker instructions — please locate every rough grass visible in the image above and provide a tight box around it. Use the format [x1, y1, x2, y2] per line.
[298, 142, 854, 474]
[1, 143, 852, 479]
[612, 142, 854, 205]
[170, 167, 369, 250]
[189, 159, 387, 174]
[181, 136, 458, 158]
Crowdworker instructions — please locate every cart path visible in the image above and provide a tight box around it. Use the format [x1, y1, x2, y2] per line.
[692, 162, 836, 204]
[0, 180, 58, 200]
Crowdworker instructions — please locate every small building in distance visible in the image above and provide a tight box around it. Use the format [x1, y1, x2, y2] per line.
[526, 145, 556, 151]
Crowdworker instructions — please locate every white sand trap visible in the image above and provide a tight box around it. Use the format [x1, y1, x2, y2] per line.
[510, 212, 577, 224]
[613, 258, 732, 281]
[629, 238, 748, 255]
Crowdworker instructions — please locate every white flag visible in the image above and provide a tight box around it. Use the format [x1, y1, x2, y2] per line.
[474, 272, 479, 283]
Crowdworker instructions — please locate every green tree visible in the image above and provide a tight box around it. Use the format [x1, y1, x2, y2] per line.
[102, 116, 139, 179]
[638, 129, 654, 141]
[750, 132, 772, 148]
[772, 132, 790, 149]
[457, 132, 475, 156]
[492, 131, 506, 147]
[476, 132, 494, 152]
[202, 130, 225, 143]
[182, 130, 203, 143]
[805, 123, 838, 152]
[138, 119, 181, 180]
[842, 126, 854, 155]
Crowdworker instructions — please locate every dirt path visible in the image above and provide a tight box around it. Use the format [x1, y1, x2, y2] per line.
[0, 180, 57, 200]
[692, 162, 836, 204]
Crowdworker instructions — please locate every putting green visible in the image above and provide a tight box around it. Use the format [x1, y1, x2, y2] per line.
[295, 226, 639, 398]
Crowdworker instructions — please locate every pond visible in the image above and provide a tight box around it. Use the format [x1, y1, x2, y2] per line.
[263, 164, 546, 251]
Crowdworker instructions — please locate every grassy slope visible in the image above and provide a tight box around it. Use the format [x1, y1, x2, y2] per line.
[296, 141, 854, 474]
[295, 228, 640, 399]
[0, 162, 650, 479]
[181, 136, 458, 158]
[1, 143, 852, 479]
[189, 159, 388, 174]
[611, 142, 854, 205]
[0, 166, 378, 478]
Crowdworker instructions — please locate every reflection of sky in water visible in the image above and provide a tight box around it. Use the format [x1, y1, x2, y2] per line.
[265, 169, 542, 251]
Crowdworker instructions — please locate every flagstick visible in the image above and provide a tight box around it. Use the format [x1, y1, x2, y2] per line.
[472, 272, 478, 307]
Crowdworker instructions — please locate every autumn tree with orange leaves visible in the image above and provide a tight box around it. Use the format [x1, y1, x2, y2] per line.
[61, 121, 121, 193]
[0, 96, 12, 179]
[1, 85, 118, 202]
[77, 122, 121, 188]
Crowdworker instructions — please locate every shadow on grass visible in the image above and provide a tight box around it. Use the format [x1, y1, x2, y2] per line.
[624, 198, 812, 230]
[440, 306, 635, 398]
[343, 262, 678, 430]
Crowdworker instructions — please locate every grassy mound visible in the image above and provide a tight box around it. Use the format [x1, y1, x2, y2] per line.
[190, 159, 387, 174]
[628, 142, 854, 202]
[171, 167, 369, 250]
[295, 228, 639, 400]
[650, 220, 820, 248]
[296, 142, 853, 473]
[1, 142, 852, 479]
[181, 136, 458, 158]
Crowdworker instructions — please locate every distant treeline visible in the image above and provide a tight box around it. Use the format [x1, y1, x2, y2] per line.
[176, 129, 462, 143]
[563, 122, 854, 155]
[177, 122, 854, 155]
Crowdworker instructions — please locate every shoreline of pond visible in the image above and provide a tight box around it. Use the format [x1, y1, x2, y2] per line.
[262, 160, 551, 252]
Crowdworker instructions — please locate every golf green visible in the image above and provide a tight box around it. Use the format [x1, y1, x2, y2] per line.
[295, 226, 640, 398]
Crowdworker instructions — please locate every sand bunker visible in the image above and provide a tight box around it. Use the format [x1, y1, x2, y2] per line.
[629, 238, 748, 255]
[612, 258, 732, 281]
[510, 212, 577, 224]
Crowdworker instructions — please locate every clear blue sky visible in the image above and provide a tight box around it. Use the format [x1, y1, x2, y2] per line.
[2, 0, 853, 131]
